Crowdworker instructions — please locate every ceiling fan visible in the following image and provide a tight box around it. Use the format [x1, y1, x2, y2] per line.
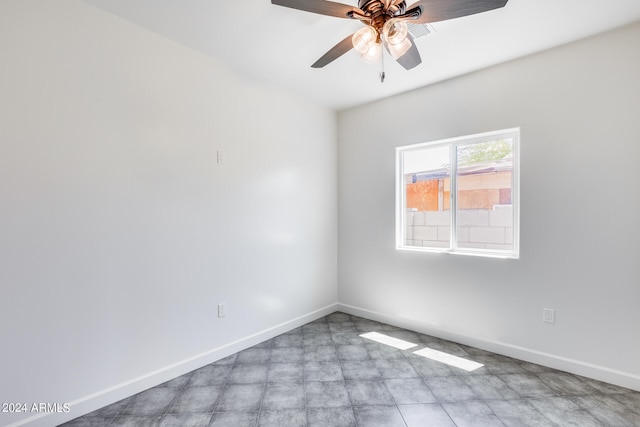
[271, 0, 509, 81]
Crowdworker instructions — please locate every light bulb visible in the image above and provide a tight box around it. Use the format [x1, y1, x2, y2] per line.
[352, 26, 378, 54]
[382, 18, 408, 45]
[387, 36, 411, 59]
[361, 41, 382, 64]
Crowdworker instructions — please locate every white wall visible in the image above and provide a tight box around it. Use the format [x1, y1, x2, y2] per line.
[0, 1, 337, 425]
[338, 22, 640, 390]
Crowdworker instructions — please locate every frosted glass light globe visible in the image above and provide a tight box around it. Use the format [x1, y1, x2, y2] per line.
[361, 41, 382, 64]
[352, 26, 378, 54]
[383, 18, 408, 45]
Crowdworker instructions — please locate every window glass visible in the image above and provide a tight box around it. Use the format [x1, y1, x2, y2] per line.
[456, 139, 514, 252]
[403, 146, 450, 248]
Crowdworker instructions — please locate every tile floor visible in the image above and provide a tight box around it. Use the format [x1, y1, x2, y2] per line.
[62, 312, 640, 426]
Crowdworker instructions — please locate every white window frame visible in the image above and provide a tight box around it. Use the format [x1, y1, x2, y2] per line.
[396, 128, 520, 259]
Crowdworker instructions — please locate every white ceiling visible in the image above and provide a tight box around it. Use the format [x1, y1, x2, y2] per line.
[81, 0, 640, 110]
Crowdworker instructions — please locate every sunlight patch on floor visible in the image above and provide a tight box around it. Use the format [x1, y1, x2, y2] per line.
[360, 332, 418, 350]
[413, 347, 484, 371]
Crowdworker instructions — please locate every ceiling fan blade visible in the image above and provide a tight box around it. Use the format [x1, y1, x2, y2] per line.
[312, 33, 354, 68]
[271, 0, 362, 19]
[392, 36, 422, 70]
[401, 0, 508, 24]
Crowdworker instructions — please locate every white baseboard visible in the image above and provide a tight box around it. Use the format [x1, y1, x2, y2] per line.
[338, 303, 640, 392]
[9, 303, 337, 427]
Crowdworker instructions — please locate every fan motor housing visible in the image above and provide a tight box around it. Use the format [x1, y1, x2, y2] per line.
[358, 0, 407, 18]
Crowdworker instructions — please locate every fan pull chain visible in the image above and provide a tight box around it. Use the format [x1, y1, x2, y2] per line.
[379, 46, 386, 83]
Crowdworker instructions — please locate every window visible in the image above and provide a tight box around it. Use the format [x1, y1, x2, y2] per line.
[396, 128, 520, 258]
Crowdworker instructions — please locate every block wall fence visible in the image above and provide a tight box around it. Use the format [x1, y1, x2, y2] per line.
[404, 205, 513, 250]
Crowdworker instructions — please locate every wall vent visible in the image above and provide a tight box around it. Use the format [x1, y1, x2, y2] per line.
[407, 23, 435, 39]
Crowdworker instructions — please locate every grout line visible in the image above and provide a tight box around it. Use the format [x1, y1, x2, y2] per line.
[209, 354, 238, 425]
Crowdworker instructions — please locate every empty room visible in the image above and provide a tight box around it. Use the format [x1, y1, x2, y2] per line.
[1, 0, 639, 426]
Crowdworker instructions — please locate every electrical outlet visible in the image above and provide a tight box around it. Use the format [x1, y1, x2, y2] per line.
[543, 308, 555, 324]
[218, 303, 227, 318]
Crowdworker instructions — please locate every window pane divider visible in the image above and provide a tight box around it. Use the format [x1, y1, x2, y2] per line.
[450, 143, 458, 252]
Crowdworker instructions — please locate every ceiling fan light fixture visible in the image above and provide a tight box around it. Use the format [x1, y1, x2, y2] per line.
[352, 26, 378, 54]
[382, 18, 408, 45]
[361, 41, 382, 64]
[272, 0, 511, 74]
